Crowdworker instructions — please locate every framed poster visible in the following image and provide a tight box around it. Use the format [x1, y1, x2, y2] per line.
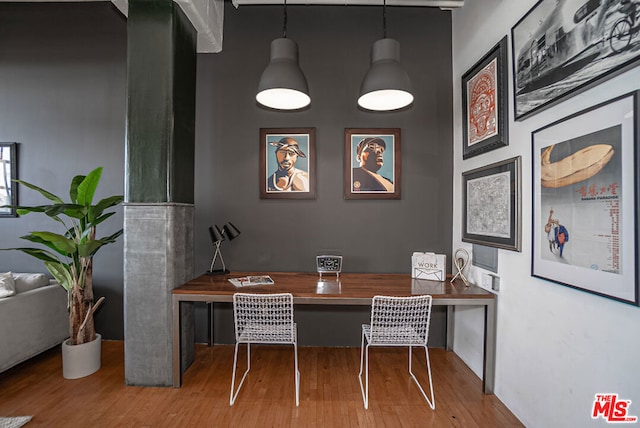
[260, 128, 316, 199]
[462, 36, 509, 159]
[532, 91, 639, 306]
[462, 156, 521, 251]
[0, 143, 17, 217]
[512, 0, 640, 121]
[344, 128, 401, 200]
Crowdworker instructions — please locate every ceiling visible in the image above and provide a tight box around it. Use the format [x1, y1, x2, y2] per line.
[3, 0, 463, 53]
[232, 0, 463, 5]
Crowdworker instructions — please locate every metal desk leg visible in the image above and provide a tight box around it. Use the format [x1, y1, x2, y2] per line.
[173, 297, 196, 387]
[172, 296, 181, 388]
[446, 305, 455, 351]
[483, 299, 496, 394]
[207, 302, 214, 347]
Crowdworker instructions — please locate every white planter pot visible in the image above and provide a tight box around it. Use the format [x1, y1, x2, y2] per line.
[61, 333, 102, 379]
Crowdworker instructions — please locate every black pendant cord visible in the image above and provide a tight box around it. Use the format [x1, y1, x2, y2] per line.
[283, 0, 288, 38]
[382, 0, 387, 39]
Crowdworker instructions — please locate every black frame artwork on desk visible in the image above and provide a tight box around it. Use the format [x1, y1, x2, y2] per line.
[0, 143, 17, 218]
[462, 156, 521, 251]
[512, 0, 640, 121]
[462, 36, 508, 159]
[532, 91, 639, 306]
[260, 128, 316, 199]
[344, 128, 401, 200]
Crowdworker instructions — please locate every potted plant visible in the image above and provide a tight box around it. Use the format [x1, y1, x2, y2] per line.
[4, 167, 122, 378]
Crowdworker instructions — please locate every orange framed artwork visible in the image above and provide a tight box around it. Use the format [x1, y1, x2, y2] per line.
[461, 36, 508, 159]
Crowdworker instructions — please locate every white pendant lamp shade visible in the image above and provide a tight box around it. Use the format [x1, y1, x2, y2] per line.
[256, 38, 311, 110]
[358, 38, 413, 111]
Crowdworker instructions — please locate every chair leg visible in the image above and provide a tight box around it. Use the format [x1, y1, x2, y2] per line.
[407, 345, 435, 409]
[293, 342, 300, 406]
[358, 331, 369, 409]
[358, 329, 365, 379]
[229, 342, 252, 406]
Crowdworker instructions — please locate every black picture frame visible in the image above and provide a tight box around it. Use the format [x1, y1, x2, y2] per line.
[462, 156, 521, 251]
[512, 0, 640, 121]
[531, 91, 639, 306]
[462, 36, 509, 159]
[0, 143, 18, 218]
[259, 128, 316, 199]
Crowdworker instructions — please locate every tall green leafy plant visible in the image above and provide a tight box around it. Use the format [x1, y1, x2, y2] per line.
[4, 167, 123, 345]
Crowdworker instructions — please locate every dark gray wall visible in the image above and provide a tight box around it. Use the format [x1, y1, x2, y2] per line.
[0, 2, 453, 346]
[196, 5, 453, 275]
[0, 3, 127, 341]
[195, 4, 453, 345]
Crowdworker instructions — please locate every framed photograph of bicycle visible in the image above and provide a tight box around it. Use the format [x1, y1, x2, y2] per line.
[0, 143, 17, 217]
[461, 36, 509, 159]
[462, 156, 521, 251]
[532, 91, 639, 306]
[511, 0, 640, 121]
[344, 128, 401, 200]
[260, 128, 316, 199]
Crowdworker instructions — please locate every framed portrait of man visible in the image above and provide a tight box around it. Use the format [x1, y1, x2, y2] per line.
[260, 128, 316, 199]
[344, 128, 401, 200]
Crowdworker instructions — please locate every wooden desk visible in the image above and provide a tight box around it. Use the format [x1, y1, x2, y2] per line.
[172, 272, 496, 393]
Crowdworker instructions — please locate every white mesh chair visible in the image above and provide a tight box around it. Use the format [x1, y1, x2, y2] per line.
[230, 292, 300, 406]
[358, 295, 435, 410]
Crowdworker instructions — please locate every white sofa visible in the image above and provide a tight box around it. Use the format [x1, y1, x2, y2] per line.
[0, 273, 69, 373]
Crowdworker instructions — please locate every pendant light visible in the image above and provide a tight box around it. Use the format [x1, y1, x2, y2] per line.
[358, 0, 413, 112]
[256, 0, 310, 110]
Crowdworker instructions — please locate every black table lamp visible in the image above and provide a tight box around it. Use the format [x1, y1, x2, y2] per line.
[207, 222, 241, 275]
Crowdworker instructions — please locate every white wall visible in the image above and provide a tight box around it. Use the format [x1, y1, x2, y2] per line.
[451, 1, 640, 426]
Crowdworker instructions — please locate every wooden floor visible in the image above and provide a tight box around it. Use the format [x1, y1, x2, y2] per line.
[0, 341, 523, 427]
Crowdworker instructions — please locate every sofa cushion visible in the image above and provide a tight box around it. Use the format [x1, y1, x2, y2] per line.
[0, 272, 16, 298]
[13, 273, 50, 294]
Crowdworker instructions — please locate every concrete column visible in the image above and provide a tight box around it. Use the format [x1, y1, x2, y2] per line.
[124, 0, 197, 386]
[124, 204, 194, 386]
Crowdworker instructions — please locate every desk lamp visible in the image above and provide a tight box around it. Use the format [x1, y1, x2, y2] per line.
[206, 222, 241, 275]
